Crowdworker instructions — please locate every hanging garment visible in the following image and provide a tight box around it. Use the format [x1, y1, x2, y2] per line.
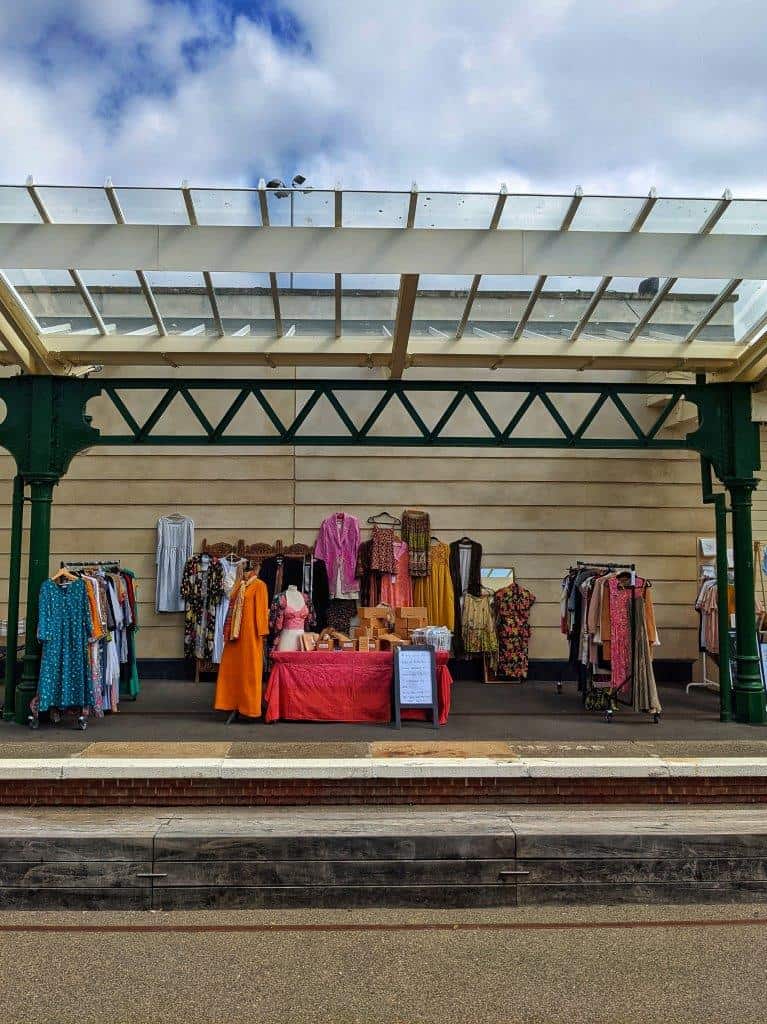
[213, 556, 246, 664]
[314, 514, 361, 598]
[326, 598, 357, 635]
[493, 582, 536, 680]
[356, 540, 382, 607]
[401, 510, 431, 578]
[633, 595, 662, 714]
[449, 539, 483, 656]
[37, 579, 94, 713]
[258, 555, 330, 629]
[413, 541, 455, 631]
[214, 577, 269, 718]
[120, 569, 140, 700]
[380, 540, 413, 607]
[462, 593, 498, 670]
[370, 525, 396, 574]
[155, 515, 194, 613]
[180, 555, 225, 660]
[606, 576, 658, 697]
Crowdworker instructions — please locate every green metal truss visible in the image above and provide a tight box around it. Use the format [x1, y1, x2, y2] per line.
[0, 374, 763, 725]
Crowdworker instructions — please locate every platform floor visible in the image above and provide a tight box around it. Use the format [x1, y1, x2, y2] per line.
[1, 678, 765, 752]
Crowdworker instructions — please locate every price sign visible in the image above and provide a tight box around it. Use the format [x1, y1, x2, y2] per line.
[393, 645, 439, 729]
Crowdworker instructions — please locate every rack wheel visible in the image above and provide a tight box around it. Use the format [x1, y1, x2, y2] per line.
[27, 715, 38, 730]
[76, 716, 87, 731]
[653, 712, 661, 725]
[556, 682, 563, 695]
[604, 708, 614, 724]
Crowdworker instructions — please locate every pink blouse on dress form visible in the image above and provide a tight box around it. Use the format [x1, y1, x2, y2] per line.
[380, 540, 413, 607]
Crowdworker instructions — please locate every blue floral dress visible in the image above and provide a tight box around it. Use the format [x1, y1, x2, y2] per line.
[37, 579, 95, 712]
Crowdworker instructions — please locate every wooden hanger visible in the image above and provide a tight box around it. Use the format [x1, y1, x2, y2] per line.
[51, 567, 77, 583]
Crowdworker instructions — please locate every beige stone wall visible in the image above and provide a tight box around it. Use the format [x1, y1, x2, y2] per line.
[0, 366, 712, 665]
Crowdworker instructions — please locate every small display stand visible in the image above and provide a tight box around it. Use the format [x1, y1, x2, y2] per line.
[393, 645, 439, 729]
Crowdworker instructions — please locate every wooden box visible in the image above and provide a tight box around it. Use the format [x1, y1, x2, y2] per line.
[396, 606, 428, 620]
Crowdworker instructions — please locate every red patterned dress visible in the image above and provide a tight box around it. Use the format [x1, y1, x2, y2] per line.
[493, 582, 536, 680]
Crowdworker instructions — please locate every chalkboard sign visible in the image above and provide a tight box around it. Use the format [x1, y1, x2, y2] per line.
[393, 645, 439, 729]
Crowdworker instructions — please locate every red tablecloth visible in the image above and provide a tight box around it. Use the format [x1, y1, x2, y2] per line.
[264, 650, 452, 725]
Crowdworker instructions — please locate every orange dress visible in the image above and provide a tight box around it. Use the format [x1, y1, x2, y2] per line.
[214, 577, 269, 717]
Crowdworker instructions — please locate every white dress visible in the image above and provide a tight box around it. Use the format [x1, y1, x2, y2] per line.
[156, 515, 194, 613]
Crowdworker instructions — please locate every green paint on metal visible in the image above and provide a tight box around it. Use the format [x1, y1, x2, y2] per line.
[2, 475, 24, 720]
[0, 373, 763, 723]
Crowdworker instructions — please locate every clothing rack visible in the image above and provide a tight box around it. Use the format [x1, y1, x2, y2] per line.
[60, 560, 121, 569]
[575, 560, 635, 571]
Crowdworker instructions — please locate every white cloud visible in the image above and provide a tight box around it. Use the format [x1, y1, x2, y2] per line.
[0, 0, 765, 196]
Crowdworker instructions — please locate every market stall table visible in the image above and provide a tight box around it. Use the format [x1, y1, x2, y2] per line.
[265, 650, 452, 725]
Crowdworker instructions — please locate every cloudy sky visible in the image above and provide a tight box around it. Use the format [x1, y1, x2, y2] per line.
[0, 0, 764, 196]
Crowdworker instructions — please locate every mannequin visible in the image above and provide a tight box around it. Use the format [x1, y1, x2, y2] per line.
[276, 586, 311, 652]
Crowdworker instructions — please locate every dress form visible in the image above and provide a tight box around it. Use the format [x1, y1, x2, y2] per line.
[277, 586, 309, 652]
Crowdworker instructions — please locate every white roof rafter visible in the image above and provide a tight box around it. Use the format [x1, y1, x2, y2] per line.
[181, 181, 224, 337]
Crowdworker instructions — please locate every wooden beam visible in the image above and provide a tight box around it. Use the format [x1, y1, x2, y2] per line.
[390, 274, 419, 378]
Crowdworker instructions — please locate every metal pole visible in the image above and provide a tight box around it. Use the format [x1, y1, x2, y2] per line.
[289, 192, 294, 290]
[14, 478, 55, 724]
[3, 474, 25, 720]
[729, 480, 766, 724]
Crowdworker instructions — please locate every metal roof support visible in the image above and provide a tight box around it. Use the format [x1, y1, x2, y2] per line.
[513, 187, 583, 340]
[628, 188, 732, 342]
[455, 185, 507, 340]
[684, 279, 742, 343]
[569, 188, 658, 342]
[258, 179, 284, 338]
[25, 177, 109, 337]
[0, 270, 54, 372]
[181, 181, 224, 337]
[105, 179, 167, 336]
[334, 185, 342, 338]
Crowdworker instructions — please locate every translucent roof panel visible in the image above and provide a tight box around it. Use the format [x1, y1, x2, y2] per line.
[641, 198, 720, 233]
[213, 272, 274, 335]
[189, 189, 261, 226]
[711, 200, 767, 235]
[8, 268, 93, 327]
[280, 274, 335, 334]
[35, 187, 114, 224]
[411, 275, 472, 336]
[341, 274, 399, 335]
[499, 194, 574, 231]
[113, 188, 188, 224]
[0, 186, 37, 222]
[569, 196, 648, 232]
[341, 192, 410, 227]
[413, 192, 497, 229]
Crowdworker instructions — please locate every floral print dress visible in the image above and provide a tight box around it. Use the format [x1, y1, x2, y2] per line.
[493, 582, 536, 680]
[180, 555, 225, 660]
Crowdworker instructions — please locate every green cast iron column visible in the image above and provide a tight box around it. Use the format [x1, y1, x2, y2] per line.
[14, 478, 55, 724]
[728, 479, 766, 724]
[2, 474, 25, 720]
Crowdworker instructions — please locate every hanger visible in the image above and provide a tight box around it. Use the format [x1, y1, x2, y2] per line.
[367, 511, 402, 526]
[163, 512, 188, 521]
[457, 536, 474, 545]
[51, 566, 77, 583]
[430, 534, 441, 543]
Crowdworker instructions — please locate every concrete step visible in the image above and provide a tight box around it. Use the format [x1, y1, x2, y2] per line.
[5, 806, 767, 909]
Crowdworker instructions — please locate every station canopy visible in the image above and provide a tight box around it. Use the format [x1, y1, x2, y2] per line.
[2, 181, 767, 381]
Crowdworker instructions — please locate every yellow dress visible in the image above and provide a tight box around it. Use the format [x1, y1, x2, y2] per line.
[413, 542, 455, 631]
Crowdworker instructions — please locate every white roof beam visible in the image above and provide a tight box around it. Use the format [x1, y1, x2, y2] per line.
[684, 279, 742, 344]
[25, 177, 109, 337]
[258, 179, 284, 337]
[232, 324, 251, 337]
[6, 222, 767, 278]
[570, 188, 658, 342]
[628, 189, 732, 342]
[0, 270, 55, 372]
[513, 187, 583, 340]
[181, 324, 206, 336]
[40, 322, 72, 334]
[427, 325, 449, 337]
[455, 185, 507, 340]
[127, 325, 160, 336]
[181, 181, 224, 338]
[51, 332, 742, 373]
[105, 178, 167, 337]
